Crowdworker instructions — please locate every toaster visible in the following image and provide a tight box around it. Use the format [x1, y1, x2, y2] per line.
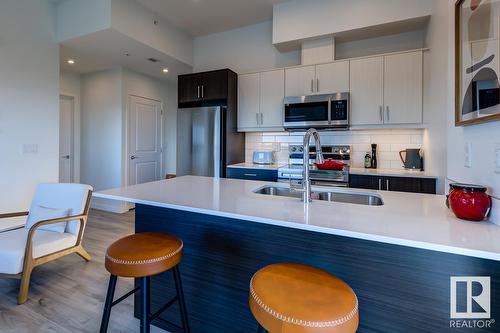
[252, 151, 274, 165]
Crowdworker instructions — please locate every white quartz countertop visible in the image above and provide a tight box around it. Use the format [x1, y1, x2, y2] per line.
[349, 167, 437, 178]
[94, 176, 500, 261]
[227, 163, 284, 170]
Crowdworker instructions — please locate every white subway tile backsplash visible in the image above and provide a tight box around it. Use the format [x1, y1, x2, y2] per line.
[244, 129, 424, 170]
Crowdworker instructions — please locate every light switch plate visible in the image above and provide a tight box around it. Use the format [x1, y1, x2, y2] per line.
[464, 142, 472, 168]
[22, 144, 38, 154]
[495, 143, 500, 174]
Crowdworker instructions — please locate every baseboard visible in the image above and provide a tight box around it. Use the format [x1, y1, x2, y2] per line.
[91, 197, 129, 214]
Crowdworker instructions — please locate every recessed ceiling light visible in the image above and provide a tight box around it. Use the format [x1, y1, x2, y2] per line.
[67, 59, 75, 65]
[162, 68, 169, 73]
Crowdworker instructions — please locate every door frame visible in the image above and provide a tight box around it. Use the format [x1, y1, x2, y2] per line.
[124, 94, 164, 188]
[59, 93, 79, 183]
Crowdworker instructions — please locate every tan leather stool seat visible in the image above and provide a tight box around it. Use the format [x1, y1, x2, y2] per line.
[249, 263, 359, 333]
[105, 232, 183, 278]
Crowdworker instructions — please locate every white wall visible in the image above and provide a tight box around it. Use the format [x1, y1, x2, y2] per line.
[55, 0, 111, 42]
[273, 0, 433, 46]
[336, 30, 425, 60]
[111, 0, 193, 66]
[445, 0, 500, 223]
[422, 0, 449, 194]
[121, 68, 178, 175]
[193, 21, 300, 73]
[60, 70, 82, 182]
[80, 68, 125, 212]
[0, 0, 59, 213]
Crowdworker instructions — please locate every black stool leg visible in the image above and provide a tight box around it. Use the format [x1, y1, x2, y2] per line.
[173, 266, 191, 333]
[257, 324, 266, 333]
[140, 276, 151, 333]
[100, 275, 117, 333]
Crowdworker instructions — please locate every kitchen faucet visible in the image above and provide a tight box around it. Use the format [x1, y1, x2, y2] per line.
[291, 128, 324, 202]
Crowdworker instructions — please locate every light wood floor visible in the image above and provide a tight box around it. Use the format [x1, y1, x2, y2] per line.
[0, 209, 166, 333]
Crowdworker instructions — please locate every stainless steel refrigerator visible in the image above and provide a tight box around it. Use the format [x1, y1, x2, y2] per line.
[177, 106, 244, 178]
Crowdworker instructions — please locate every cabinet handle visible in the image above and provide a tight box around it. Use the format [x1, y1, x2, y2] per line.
[201, 85, 204, 98]
[256, 113, 260, 125]
[260, 113, 264, 125]
[378, 178, 382, 190]
[386, 179, 390, 191]
[379, 106, 383, 122]
[311, 79, 314, 93]
[244, 173, 257, 177]
[316, 78, 320, 93]
[197, 85, 200, 99]
[386, 106, 390, 122]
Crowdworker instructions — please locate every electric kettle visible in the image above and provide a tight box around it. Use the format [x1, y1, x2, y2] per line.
[399, 148, 423, 170]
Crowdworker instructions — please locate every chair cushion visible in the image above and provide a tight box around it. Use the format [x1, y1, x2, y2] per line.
[0, 228, 77, 274]
[26, 205, 70, 233]
[28, 183, 92, 235]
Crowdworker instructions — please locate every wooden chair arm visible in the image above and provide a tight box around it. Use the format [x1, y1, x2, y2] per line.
[27, 214, 87, 235]
[0, 211, 29, 219]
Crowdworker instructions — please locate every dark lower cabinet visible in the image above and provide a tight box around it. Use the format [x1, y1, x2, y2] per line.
[227, 167, 278, 182]
[349, 174, 436, 194]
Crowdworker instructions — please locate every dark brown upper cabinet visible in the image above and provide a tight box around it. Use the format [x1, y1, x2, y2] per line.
[178, 69, 236, 108]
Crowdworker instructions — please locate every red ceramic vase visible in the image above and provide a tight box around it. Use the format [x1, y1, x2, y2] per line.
[448, 183, 491, 221]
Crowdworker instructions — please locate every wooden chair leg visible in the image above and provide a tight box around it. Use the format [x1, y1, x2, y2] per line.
[18, 264, 34, 304]
[76, 246, 92, 262]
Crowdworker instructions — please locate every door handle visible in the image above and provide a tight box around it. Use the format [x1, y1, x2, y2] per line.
[61, 155, 70, 159]
[386, 106, 390, 122]
[379, 106, 383, 122]
[256, 113, 260, 125]
[130, 156, 139, 160]
[311, 79, 314, 93]
[316, 78, 320, 93]
[260, 113, 264, 125]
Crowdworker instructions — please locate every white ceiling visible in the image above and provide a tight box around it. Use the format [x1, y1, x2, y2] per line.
[60, 29, 192, 83]
[136, 0, 287, 36]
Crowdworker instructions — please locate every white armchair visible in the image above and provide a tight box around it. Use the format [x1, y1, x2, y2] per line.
[0, 183, 93, 304]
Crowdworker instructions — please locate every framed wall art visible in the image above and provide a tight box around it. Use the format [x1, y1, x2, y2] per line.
[455, 0, 500, 125]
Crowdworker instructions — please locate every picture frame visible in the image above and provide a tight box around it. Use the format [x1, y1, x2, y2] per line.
[455, 0, 500, 126]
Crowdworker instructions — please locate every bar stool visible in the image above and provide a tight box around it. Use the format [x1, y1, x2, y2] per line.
[249, 263, 358, 333]
[99, 232, 190, 333]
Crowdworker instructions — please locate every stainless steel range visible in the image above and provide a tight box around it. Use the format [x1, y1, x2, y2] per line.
[278, 145, 351, 187]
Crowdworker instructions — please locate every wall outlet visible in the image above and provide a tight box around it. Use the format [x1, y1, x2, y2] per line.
[464, 142, 472, 168]
[496, 143, 500, 174]
[22, 143, 38, 154]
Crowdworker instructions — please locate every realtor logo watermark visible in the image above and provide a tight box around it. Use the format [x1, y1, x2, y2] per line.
[450, 276, 495, 329]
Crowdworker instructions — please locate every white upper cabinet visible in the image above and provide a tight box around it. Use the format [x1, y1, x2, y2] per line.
[316, 61, 349, 94]
[260, 69, 284, 128]
[285, 65, 316, 97]
[350, 57, 384, 125]
[238, 73, 260, 130]
[350, 50, 423, 126]
[383, 51, 423, 124]
[238, 70, 284, 131]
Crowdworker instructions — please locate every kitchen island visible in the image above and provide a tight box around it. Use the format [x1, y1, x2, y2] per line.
[95, 176, 500, 332]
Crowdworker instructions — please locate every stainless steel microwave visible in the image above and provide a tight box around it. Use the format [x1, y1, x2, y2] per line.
[283, 92, 349, 130]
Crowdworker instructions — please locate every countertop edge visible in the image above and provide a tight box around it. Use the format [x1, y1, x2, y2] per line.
[93, 192, 500, 262]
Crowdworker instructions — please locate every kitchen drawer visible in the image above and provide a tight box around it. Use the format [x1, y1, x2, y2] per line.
[226, 167, 278, 182]
[349, 174, 436, 194]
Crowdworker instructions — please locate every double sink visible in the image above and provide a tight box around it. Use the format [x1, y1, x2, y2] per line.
[253, 185, 384, 206]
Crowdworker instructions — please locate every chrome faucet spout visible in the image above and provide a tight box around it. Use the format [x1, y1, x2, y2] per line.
[300, 128, 323, 203]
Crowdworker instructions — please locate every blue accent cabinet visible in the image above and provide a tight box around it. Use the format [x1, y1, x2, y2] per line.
[226, 167, 278, 182]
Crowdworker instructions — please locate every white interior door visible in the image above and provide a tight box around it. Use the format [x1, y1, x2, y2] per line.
[59, 95, 74, 183]
[128, 96, 162, 186]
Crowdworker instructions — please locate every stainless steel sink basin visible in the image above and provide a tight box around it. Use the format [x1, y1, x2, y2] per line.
[253, 186, 384, 206]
